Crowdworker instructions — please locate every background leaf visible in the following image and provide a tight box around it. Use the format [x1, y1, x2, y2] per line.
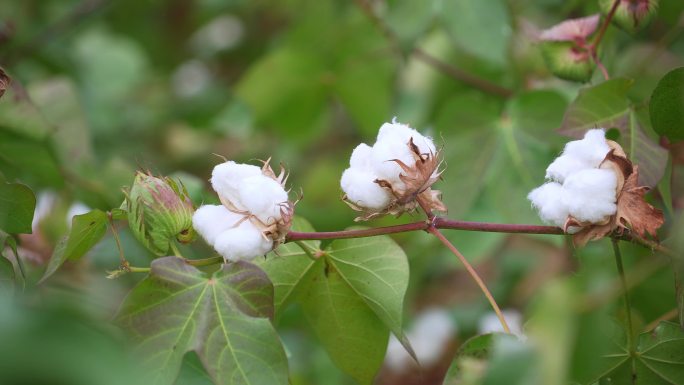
[39, 209, 108, 283]
[650, 67, 684, 142]
[0, 182, 35, 234]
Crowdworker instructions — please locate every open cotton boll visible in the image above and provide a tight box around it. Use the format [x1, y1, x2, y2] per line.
[211, 161, 262, 209]
[341, 168, 391, 209]
[528, 182, 569, 228]
[238, 175, 288, 224]
[370, 138, 416, 183]
[545, 154, 592, 183]
[349, 143, 373, 169]
[192, 204, 244, 246]
[213, 220, 273, 261]
[340, 168, 391, 209]
[562, 129, 610, 168]
[562, 169, 617, 223]
[377, 121, 436, 155]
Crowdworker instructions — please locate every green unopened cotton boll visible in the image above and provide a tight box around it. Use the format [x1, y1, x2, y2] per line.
[124, 172, 195, 256]
[540, 41, 594, 82]
[599, 0, 658, 34]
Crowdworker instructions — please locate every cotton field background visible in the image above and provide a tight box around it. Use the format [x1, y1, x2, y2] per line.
[0, 1, 684, 385]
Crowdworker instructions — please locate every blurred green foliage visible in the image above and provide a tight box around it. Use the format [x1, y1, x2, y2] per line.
[0, 0, 684, 384]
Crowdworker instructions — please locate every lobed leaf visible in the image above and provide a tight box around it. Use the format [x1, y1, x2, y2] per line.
[117, 257, 288, 385]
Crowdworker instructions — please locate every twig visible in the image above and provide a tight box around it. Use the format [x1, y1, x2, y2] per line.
[612, 239, 635, 358]
[643, 308, 678, 332]
[427, 225, 511, 333]
[589, 0, 621, 80]
[354, 0, 513, 98]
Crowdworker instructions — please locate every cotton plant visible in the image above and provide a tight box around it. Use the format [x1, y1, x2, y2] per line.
[192, 160, 294, 262]
[340, 118, 445, 220]
[528, 129, 664, 245]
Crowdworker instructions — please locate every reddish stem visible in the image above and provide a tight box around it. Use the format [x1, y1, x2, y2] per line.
[426, 225, 511, 334]
[589, 0, 621, 80]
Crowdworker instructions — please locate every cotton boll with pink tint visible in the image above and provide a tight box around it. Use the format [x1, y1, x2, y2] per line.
[192, 204, 244, 246]
[210, 161, 262, 209]
[238, 175, 288, 224]
[340, 168, 391, 210]
[213, 220, 273, 261]
[562, 169, 617, 223]
[527, 182, 569, 228]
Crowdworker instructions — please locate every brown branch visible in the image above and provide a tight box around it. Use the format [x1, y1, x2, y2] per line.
[588, 0, 621, 80]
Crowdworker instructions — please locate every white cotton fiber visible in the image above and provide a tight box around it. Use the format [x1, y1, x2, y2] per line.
[238, 175, 288, 224]
[192, 204, 244, 246]
[545, 154, 591, 183]
[562, 169, 617, 223]
[370, 137, 415, 184]
[562, 129, 610, 168]
[211, 161, 262, 209]
[349, 143, 373, 169]
[340, 168, 391, 210]
[528, 182, 569, 228]
[478, 309, 525, 339]
[384, 308, 456, 371]
[213, 219, 273, 261]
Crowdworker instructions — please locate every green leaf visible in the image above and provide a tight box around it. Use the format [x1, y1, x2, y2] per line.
[650, 67, 684, 142]
[260, 225, 411, 384]
[559, 78, 634, 135]
[0, 255, 14, 293]
[300, 258, 389, 385]
[257, 217, 320, 316]
[443, 333, 498, 384]
[0, 130, 64, 187]
[589, 321, 684, 384]
[39, 209, 109, 283]
[559, 78, 668, 187]
[235, 48, 328, 140]
[117, 257, 288, 385]
[443, 333, 535, 385]
[0, 182, 36, 234]
[439, 0, 511, 66]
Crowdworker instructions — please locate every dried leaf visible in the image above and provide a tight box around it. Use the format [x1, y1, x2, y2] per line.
[613, 165, 664, 238]
[571, 144, 664, 246]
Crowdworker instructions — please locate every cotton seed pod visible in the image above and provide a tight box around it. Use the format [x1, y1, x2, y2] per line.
[124, 172, 195, 256]
[538, 14, 599, 83]
[599, 0, 658, 34]
[540, 42, 595, 82]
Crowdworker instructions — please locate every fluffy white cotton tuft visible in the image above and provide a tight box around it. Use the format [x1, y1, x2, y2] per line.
[341, 119, 436, 211]
[192, 204, 244, 246]
[562, 129, 611, 168]
[213, 219, 273, 261]
[545, 155, 589, 183]
[340, 168, 391, 210]
[349, 143, 373, 169]
[562, 169, 617, 223]
[528, 182, 569, 228]
[530, 128, 618, 230]
[211, 161, 262, 209]
[370, 137, 415, 184]
[238, 175, 288, 224]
